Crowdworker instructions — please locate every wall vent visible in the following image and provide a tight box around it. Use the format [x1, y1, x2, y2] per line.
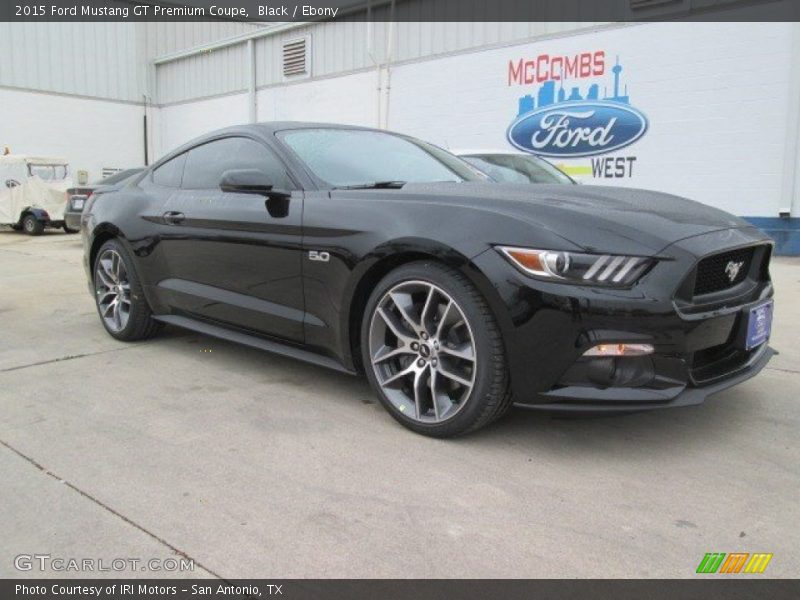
[282, 38, 309, 78]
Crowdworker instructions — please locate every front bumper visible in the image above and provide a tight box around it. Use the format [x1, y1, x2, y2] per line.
[523, 344, 775, 412]
[471, 227, 775, 412]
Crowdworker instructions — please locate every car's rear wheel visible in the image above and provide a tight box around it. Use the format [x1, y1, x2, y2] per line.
[93, 239, 161, 341]
[22, 214, 44, 236]
[63, 225, 79, 234]
[361, 261, 511, 437]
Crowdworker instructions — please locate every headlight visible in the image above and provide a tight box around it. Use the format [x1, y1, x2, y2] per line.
[497, 246, 654, 287]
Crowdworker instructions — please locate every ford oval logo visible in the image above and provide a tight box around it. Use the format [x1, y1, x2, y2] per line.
[507, 101, 649, 158]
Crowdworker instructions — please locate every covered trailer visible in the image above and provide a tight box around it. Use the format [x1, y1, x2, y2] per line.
[0, 155, 72, 235]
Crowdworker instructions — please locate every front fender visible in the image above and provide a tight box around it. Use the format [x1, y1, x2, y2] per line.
[335, 237, 517, 373]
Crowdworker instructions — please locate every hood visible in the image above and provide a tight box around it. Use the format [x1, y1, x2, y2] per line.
[386, 182, 751, 255]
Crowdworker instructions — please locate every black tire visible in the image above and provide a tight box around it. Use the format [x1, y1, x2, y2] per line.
[360, 261, 511, 437]
[63, 225, 79, 234]
[22, 214, 44, 236]
[93, 238, 162, 341]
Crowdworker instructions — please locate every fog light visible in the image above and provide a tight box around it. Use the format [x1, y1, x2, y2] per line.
[583, 343, 654, 357]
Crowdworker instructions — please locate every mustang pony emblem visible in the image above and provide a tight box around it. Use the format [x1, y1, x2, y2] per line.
[725, 260, 744, 282]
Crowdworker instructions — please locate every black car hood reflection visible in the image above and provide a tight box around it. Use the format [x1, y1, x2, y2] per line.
[363, 182, 751, 255]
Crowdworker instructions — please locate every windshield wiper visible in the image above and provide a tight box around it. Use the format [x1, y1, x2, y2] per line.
[334, 180, 407, 190]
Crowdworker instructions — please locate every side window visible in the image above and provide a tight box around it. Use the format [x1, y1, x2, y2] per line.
[181, 137, 292, 190]
[152, 153, 187, 188]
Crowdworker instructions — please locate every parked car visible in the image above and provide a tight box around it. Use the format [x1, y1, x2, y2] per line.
[82, 122, 775, 437]
[65, 168, 144, 233]
[457, 150, 575, 185]
[0, 155, 72, 235]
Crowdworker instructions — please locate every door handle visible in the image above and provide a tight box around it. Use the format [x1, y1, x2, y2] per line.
[162, 211, 185, 225]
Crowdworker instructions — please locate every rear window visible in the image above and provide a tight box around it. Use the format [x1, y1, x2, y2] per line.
[28, 164, 69, 181]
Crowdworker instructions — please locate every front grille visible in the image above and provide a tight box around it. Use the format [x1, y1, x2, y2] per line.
[693, 247, 754, 296]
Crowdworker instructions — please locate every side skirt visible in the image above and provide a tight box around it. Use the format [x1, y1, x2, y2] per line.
[153, 314, 357, 376]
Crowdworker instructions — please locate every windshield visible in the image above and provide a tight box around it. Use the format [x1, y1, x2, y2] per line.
[280, 128, 480, 188]
[462, 154, 574, 185]
[28, 164, 69, 181]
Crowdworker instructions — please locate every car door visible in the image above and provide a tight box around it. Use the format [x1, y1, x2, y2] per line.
[157, 136, 305, 343]
[126, 152, 187, 297]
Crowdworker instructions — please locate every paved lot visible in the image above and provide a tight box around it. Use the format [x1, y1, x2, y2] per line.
[0, 229, 798, 579]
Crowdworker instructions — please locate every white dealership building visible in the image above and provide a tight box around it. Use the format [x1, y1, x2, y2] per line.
[2, 10, 799, 252]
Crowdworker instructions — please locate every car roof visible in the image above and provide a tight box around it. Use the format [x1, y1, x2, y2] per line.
[249, 121, 385, 135]
[152, 122, 409, 169]
[262, 121, 394, 133]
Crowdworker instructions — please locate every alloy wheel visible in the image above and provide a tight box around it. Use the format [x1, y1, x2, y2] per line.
[368, 280, 477, 423]
[94, 248, 131, 332]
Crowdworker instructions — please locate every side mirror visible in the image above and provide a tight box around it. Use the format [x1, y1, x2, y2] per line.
[220, 169, 274, 194]
[219, 169, 291, 218]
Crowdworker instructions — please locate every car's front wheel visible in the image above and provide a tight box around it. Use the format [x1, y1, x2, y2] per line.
[93, 239, 161, 341]
[361, 261, 511, 437]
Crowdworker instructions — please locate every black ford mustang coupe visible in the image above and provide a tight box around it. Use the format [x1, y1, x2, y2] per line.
[82, 122, 775, 437]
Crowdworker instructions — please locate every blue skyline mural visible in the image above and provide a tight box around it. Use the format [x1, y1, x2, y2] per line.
[517, 57, 630, 117]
